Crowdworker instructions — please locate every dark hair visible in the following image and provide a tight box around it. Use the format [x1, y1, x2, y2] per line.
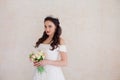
[34, 16, 62, 50]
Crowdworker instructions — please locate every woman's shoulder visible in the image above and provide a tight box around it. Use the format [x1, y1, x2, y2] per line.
[58, 37, 67, 52]
[59, 37, 66, 45]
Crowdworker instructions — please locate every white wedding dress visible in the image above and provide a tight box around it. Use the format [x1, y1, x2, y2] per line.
[33, 44, 67, 80]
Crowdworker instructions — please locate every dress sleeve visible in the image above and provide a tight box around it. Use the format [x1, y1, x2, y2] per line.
[58, 45, 67, 53]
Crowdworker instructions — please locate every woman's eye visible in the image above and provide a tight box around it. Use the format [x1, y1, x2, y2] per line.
[49, 25, 52, 28]
[44, 26, 47, 28]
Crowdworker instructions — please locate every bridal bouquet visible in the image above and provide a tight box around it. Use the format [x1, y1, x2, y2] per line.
[29, 50, 45, 73]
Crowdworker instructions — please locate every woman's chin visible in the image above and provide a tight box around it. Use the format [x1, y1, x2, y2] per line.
[46, 33, 54, 37]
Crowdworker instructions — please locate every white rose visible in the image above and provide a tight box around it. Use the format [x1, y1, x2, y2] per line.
[38, 51, 44, 56]
[32, 55, 36, 59]
[35, 53, 39, 58]
[42, 55, 45, 59]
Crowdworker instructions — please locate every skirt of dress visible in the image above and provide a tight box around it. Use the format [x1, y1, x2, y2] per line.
[33, 65, 65, 80]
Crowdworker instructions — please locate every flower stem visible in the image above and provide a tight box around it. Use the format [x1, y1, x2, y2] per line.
[37, 66, 44, 73]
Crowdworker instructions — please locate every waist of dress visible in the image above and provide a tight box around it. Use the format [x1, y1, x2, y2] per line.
[44, 65, 61, 71]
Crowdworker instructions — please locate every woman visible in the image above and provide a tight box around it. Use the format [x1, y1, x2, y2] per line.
[33, 16, 68, 80]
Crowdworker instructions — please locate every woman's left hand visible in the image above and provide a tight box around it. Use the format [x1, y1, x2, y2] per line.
[34, 60, 50, 67]
[39, 60, 50, 66]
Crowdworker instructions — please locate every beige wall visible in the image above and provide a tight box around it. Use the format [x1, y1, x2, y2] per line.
[0, 0, 120, 80]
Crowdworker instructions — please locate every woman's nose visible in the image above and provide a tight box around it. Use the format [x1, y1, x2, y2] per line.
[46, 28, 49, 31]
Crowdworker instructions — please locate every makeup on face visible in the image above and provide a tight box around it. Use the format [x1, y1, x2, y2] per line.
[44, 21, 56, 36]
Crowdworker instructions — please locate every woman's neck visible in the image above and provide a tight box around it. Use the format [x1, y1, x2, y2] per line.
[48, 34, 54, 39]
[43, 35, 54, 44]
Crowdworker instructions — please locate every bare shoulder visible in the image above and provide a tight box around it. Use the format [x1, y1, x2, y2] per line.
[59, 37, 66, 45]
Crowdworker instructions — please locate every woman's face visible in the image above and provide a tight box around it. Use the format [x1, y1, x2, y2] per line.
[44, 20, 56, 36]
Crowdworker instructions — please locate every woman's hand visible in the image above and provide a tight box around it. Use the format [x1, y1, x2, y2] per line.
[33, 60, 50, 67]
[33, 61, 40, 67]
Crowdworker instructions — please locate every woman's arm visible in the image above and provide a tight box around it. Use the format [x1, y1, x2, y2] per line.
[47, 52, 67, 66]
[34, 38, 68, 67]
[34, 51, 67, 67]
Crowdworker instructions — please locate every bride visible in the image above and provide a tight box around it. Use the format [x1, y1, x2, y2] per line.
[32, 16, 68, 80]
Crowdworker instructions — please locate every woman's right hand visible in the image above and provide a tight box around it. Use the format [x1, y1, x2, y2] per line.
[33, 61, 41, 67]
